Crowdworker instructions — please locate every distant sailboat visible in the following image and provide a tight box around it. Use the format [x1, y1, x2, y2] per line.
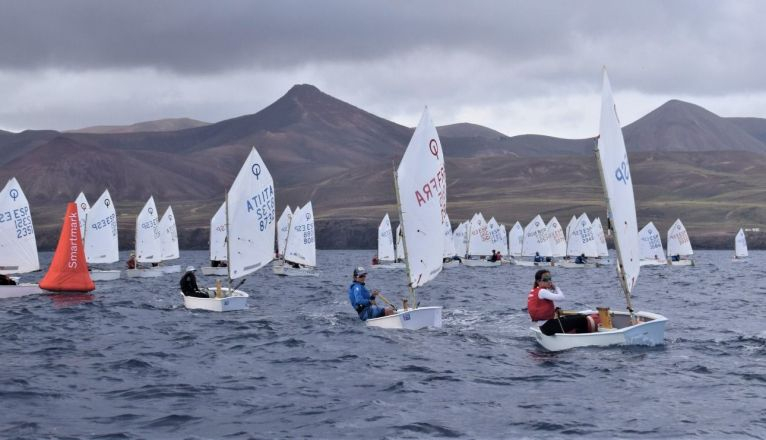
[126, 196, 164, 278]
[395, 224, 406, 263]
[559, 213, 598, 268]
[365, 108, 444, 329]
[592, 217, 612, 265]
[547, 216, 567, 262]
[83, 190, 121, 281]
[201, 203, 228, 276]
[733, 228, 748, 261]
[157, 206, 181, 274]
[273, 201, 319, 276]
[667, 219, 694, 266]
[371, 213, 404, 269]
[182, 147, 275, 312]
[530, 68, 667, 351]
[463, 213, 500, 267]
[276, 205, 292, 259]
[442, 213, 459, 268]
[0, 178, 43, 299]
[452, 221, 469, 259]
[507, 221, 524, 261]
[39, 202, 95, 292]
[639, 222, 666, 266]
[514, 214, 552, 266]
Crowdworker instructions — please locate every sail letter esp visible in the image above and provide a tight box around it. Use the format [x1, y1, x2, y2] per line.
[39, 202, 95, 292]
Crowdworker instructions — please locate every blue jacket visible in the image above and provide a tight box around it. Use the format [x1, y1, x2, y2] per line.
[348, 281, 373, 312]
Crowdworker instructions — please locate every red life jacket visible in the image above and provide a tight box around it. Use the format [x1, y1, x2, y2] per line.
[527, 287, 555, 321]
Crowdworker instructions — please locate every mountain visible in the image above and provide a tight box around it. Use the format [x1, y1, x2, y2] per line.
[66, 118, 210, 134]
[437, 122, 508, 139]
[726, 117, 766, 144]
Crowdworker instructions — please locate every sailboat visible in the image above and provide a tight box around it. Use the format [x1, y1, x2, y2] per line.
[126, 196, 164, 278]
[667, 219, 694, 266]
[638, 222, 667, 266]
[365, 108, 444, 329]
[452, 221, 469, 259]
[531, 68, 667, 351]
[201, 203, 228, 276]
[515, 214, 552, 266]
[592, 217, 612, 266]
[371, 213, 404, 269]
[39, 202, 95, 293]
[463, 213, 500, 267]
[275, 206, 292, 259]
[547, 216, 567, 264]
[488, 217, 506, 260]
[182, 147, 275, 312]
[733, 228, 748, 261]
[441, 213, 459, 269]
[0, 178, 43, 299]
[395, 224, 406, 263]
[507, 221, 524, 263]
[157, 206, 181, 273]
[559, 213, 598, 268]
[83, 190, 121, 280]
[273, 201, 319, 276]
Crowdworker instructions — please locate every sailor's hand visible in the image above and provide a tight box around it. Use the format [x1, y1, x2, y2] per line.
[371, 289, 380, 297]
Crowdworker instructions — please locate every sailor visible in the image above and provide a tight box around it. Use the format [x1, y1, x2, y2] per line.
[347, 266, 394, 321]
[180, 266, 210, 298]
[533, 252, 544, 263]
[527, 269, 595, 336]
[126, 253, 137, 269]
[0, 274, 17, 285]
[575, 253, 588, 264]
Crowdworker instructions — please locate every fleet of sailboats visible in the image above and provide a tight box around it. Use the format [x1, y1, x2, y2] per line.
[273, 201, 319, 276]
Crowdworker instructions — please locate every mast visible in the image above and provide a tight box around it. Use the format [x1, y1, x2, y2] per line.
[394, 169, 416, 309]
[594, 138, 634, 312]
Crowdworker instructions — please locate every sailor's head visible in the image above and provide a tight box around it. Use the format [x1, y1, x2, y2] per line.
[186, 266, 196, 273]
[353, 266, 367, 281]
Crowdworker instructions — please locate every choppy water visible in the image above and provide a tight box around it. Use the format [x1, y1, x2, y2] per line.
[1, 250, 764, 439]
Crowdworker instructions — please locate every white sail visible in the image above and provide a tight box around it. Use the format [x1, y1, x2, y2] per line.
[135, 196, 162, 263]
[84, 189, 119, 264]
[210, 202, 227, 262]
[592, 217, 609, 257]
[396, 107, 446, 288]
[667, 219, 693, 257]
[227, 147, 276, 279]
[452, 222, 468, 257]
[442, 213, 456, 258]
[487, 217, 505, 253]
[159, 206, 180, 260]
[395, 224, 405, 261]
[0, 178, 40, 274]
[567, 213, 598, 258]
[508, 221, 524, 256]
[565, 215, 577, 241]
[547, 217, 567, 258]
[285, 202, 316, 267]
[499, 224, 508, 256]
[639, 222, 665, 261]
[596, 68, 640, 294]
[522, 215, 552, 257]
[75, 192, 90, 238]
[735, 228, 748, 257]
[276, 206, 292, 258]
[468, 213, 493, 256]
[377, 213, 396, 261]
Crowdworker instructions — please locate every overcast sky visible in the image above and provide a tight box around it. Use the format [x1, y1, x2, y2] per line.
[1, 0, 765, 137]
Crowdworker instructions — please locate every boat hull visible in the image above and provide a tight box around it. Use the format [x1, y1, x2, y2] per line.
[669, 260, 694, 266]
[0, 283, 44, 299]
[201, 266, 228, 276]
[181, 287, 248, 312]
[125, 268, 164, 278]
[530, 310, 667, 351]
[90, 270, 121, 281]
[442, 260, 460, 269]
[370, 262, 406, 269]
[640, 259, 667, 267]
[366, 306, 442, 330]
[462, 259, 501, 267]
[272, 263, 319, 277]
[556, 261, 597, 269]
[160, 264, 182, 274]
[511, 259, 552, 267]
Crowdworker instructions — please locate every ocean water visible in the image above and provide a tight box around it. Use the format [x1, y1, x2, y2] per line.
[1, 250, 764, 440]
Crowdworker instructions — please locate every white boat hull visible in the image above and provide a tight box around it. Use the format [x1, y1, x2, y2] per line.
[511, 259, 552, 267]
[556, 261, 598, 269]
[461, 259, 501, 267]
[530, 310, 667, 351]
[125, 268, 164, 278]
[181, 287, 248, 312]
[0, 283, 44, 299]
[731, 257, 748, 262]
[272, 263, 319, 277]
[640, 259, 667, 267]
[669, 259, 694, 266]
[370, 262, 406, 269]
[442, 260, 460, 269]
[201, 266, 228, 276]
[90, 269, 121, 281]
[365, 306, 442, 330]
[160, 264, 182, 274]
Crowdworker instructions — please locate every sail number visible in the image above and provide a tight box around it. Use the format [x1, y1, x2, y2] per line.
[0, 207, 34, 239]
[293, 223, 314, 245]
[91, 213, 117, 236]
[247, 185, 276, 232]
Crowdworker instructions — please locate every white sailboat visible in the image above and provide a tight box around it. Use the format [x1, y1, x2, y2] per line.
[452, 221, 469, 259]
[592, 217, 612, 265]
[201, 203, 228, 276]
[507, 221, 524, 262]
[75, 192, 90, 238]
[547, 216, 567, 263]
[83, 190, 121, 281]
[0, 178, 43, 298]
[276, 205, 292, 259]
[157, 206, 181, 274]
[395, 224, 406, 263]
[565, 215, 577, 242]
[515, 214, 552, 266]
[273, 201, 319, 276]
[531, 68, 667, 351]
[638, 222, 667, 266]
[667, 219, 694, 266]
[182, 147, 275, 312]
[442, 213, 459, 268]
[366, 108, 444, 330]
[559, 213, 599, 268]
[488, 217, 505, 258]
[371, 213, 404, 269]
[733, 228, 748, 261]
[463, 213, 500, 267]
[126, 196, 164, 278]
